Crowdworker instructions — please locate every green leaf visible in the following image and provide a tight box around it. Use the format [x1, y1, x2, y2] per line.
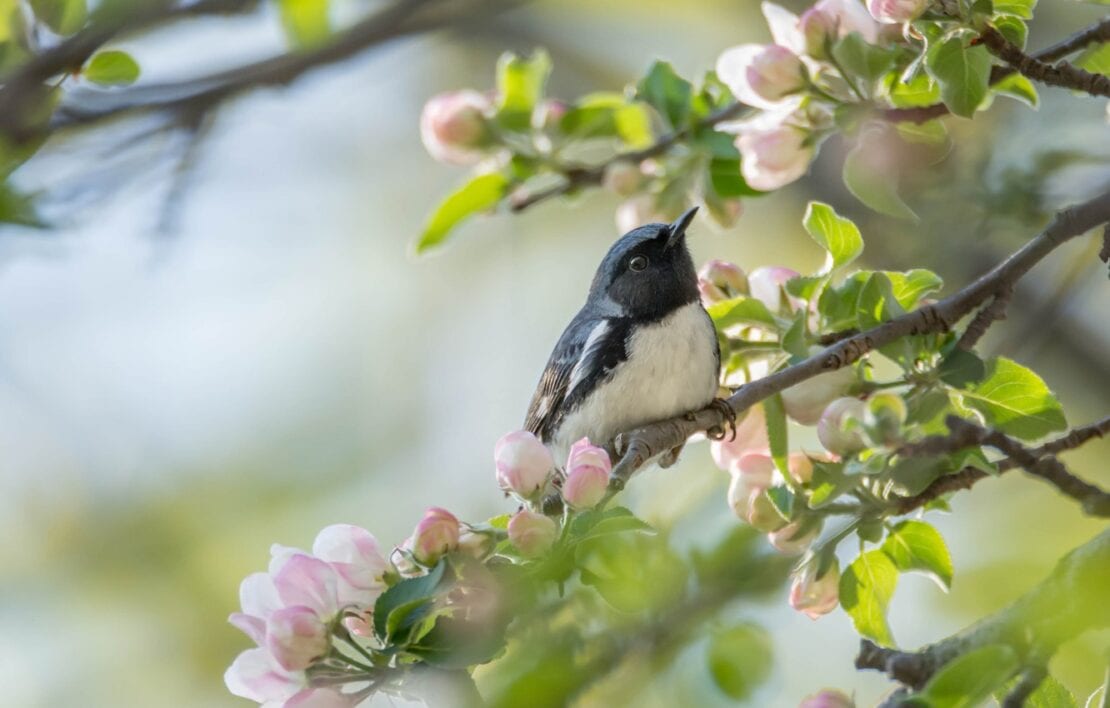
[916, 645, 1020, 707]
[764, 393, 789, 478]
[613, 104, 654, 148]
[839, 550, 898, 646]
[925, 36, 992, 118]
[706, 295, 777, 329]
[803, 201, 864, 272]
[84, 50, 140, 86]
[857, 272, 904, 330]
[416, 173, 508, 254]
[992, 0, 1036, 19]
[807, 460, 854, 508]
[278, 0, 329, 48]
[0, 181, 40, 226]
[997, 675, 1078, 708]
[496, 50, 551, 131]
[374, 560, 448, 643]
[636, 61, 693, 130]
[1075, 42, 1110, 76]
[960, 357, 1067, 440]
[992, 15, 1027, 50]
[885, 269, 943, 309]
[29, 0, 84, 34]
[882, 520, 954, 590]
[832, 33, 896, 87]
[886, 456, 947, 497]
[887, 73, 941, 108]
[937, 348, 985, 388]
[843, 139, 918, 221]
[707, 624, 774, 701]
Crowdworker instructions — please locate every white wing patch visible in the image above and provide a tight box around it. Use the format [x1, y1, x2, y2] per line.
[566, 320, 611, 398]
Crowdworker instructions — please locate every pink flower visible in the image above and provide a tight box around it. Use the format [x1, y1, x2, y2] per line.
[769, 518, 822, 555]
[815, 0, 881, 42]
[229, 572, 283, 646]
[789, 560, 840, 619]
[734, 452, 776, 488]
[799, 689, 855, 708]
[285, 689, 353, 708]
[508, 509, 558, 558]
[746, 488, 789, 531]
[781, 366, 856, 425]
[717, 44, 806, 109]
[817, 397, 867, 456]
[272, 554, 340, 618]
[710, 404, 770, 472]
[748, 265, 803, 313]
[736, 123, 815, 191]
[698, 260, 748, 305]
[224, 647, 305, 706]
[867, 0, 927, 24]
[458, 529, 495, 559]
[495, 430, 554, 500]
[787, 453, 815, 486]
[563, 438, 611, 509]
[411, 507, 460, 565]
[799, 7, 838, 58]
[266, 606, 329, 671]
[311, 524, 387, 607]
[420, 90, 493, 165]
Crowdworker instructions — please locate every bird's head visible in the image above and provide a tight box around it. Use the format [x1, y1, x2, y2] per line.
[587, 206, 701, 320]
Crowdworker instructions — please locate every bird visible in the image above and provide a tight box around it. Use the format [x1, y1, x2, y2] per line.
[523, 206, 728, 467]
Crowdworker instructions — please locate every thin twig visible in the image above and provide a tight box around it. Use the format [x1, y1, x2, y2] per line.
[956, 285, 1011, 350]
[981, 26, 1110, 98]
[1002, 665, 1048, 708]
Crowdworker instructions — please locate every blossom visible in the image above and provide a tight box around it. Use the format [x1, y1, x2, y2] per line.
[717, 44, 806, 110]
[789, 560, 840, 619]
[799, 689, 856, 708]
[710, 404, 770, 472]
[458, 529, 495, 559]
[787, 453, 815, 486]
[311, 524, 388, 607]
[817, 397, 867, 456]
[815, 0, 881, 43]
[563, 438, 611, 509]
[419, 90, 493, 165]
[266, 606, 329, 671]
[495, 430, 554, 500]
[411, 507, 461, 565]
[867, 0, 928, 24]
[736, 122, 815, 191]
[780, 366, 856, 425]
[697, 260, 749, 305]
[748, 265, 803, 313]
[799, 7, 838, 58]
[769, 517, 822, 555]
[746, 488, 789, 531]
[508, 509, 558, 557]
[224, 647, 305, 706]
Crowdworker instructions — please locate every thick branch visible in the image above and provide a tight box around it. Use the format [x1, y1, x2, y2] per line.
[981, 26, 1110, 98]
[856, 527, 1110, 690]
[606, 188, 1110, 492]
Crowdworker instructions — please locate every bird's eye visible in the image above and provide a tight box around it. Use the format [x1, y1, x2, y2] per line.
[629, 255, 649, 272]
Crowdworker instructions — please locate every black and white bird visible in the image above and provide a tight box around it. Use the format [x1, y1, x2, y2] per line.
[524, 206, 724, 465]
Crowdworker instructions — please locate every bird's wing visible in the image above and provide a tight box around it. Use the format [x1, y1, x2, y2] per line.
[524, 315, 615, 442]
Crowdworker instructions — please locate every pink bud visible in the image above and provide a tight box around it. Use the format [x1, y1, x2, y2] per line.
[787, 453, 815, 485]
[265, 606, 329, 671]
[747, 488, 789, 532]
[799, 689, 856, 708]
[710, 404, 770, 472]
[698, 260, 749, 304]
[602, 162, 646, 197]
[507, 509, 557, 558]
[495, 430, 554, 500]
[311, 524, 387, 607]
[736, 124, 815, 191]
[817, 397, 867, 456]
[411, 507, 460, 565]
[799, 7, 837, 58]
[815, 0, 881, 43]
[781, 366, 856, 425]
[769, 517, 822, 555]
[734, 453, 776, 488]
[717, 44, 806, 109]
[562, 438, 611, 509]
[727, 473, 758, 522]
[789, 561, 840, 619]
[867, 0, 928, 24]
[419, 90, 493, 165]
[748, 266, 802, 313]
[458, 529, 494, 559]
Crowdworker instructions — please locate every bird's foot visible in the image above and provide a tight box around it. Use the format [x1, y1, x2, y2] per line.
[705, 397, 737, 441]
[658, 442, 686, 469]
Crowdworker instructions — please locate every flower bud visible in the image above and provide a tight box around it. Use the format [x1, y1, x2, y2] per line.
[815, 0, 881, 43]
[799, 689, 856, 708]
[494, 430, 554, 500]
[458, 530, 495, 559]
[419, 90, 493, 165]
[789, 560, 840, 619]
[799, 7, 837, 58]
[769, 517, 822, 555]
[727, 473, 759, 522]
[717, 44, 805, 109]
[507, 509, 557, 558]
[867, 0, 928, 24]
[787, 453, 814, 486]
[747, 488, 789, 532]
[862, 392, 907, 447]
[734, 452, 776, 488]
[736, 124, 815, 192]
[780, 366, 856, 425]
[411, 507, 460, 565]
[748, 266, 802, 313]
[698, 260, 749, 302]
[817, 397, 867, 457]
[602, 161, 646, 197]
[265, 606, 328, 671]
[710, 404, 770, 472]
[563, 438, 611, 509]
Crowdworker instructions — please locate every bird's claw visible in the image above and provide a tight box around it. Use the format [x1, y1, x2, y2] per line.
[705, 398, 737, 442]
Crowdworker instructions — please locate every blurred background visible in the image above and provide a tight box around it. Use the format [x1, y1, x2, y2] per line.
[1, 0, 1108, 705]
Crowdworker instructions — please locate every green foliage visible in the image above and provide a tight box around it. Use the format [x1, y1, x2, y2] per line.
[925, 36, 992, 118]
[997, 675, 1078, 708]
[992, 0, 1037, 19]
[707, 624, 773, 700]
[958, 357, 1066, 440]
[843, 140, 918, 221]
[373, 559, 448, 645]
[882, 520, 954, 590]
[636, 61, 692, 131]
[29, 0, 85, 34]
[803, 201, 863, 272]
[84, 50, 140, 86]
[832, 33, 896, 91]
[496, 50, 552, 132]
[907, 645, 1020, 707]
[765, 393, 789, 476]
[417, 173, 509, 253]
[278, 0, 329, 48]
[839, 550, 898, 646]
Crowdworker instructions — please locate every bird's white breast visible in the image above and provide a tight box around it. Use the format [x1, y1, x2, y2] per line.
[551, 301, 719, 463]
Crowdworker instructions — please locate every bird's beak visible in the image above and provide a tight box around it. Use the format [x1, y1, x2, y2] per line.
[664, 206, 698, 250]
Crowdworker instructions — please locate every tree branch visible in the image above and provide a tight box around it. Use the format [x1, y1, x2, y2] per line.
[856, 526, 1110, 690]
[890, 414, 1110, 514]
[980, 26, 1110, 98]
[606, 188, 1110, 493]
